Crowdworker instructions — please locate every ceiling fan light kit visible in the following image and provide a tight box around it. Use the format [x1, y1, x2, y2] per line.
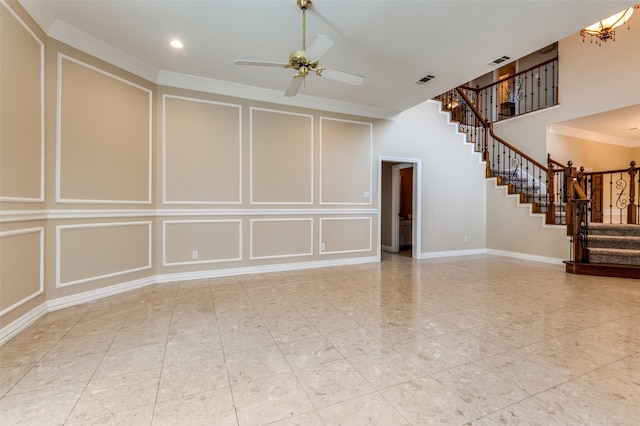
[234, 0, 364, 97]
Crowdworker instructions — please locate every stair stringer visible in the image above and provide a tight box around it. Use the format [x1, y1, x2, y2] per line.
[432, 100, 485, 166]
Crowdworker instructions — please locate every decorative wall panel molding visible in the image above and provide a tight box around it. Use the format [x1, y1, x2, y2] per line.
[163, 95, 242, 204]
[0, 227, 44, 316]
[250, 108, 313, 205]
[320, 117, 373, 205]
[56, 221, 152, 287]
[163, 219, 242, 266]
[56, 54, 152, 204]
[0, 2, 45, 202]
[319, 217, 372, 255]
[250, 218, 313, 260]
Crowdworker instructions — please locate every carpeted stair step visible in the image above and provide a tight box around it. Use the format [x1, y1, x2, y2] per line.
[588, 235, 640, 250]
[589, 248, 640, 266]
[588, 223, 640, 237]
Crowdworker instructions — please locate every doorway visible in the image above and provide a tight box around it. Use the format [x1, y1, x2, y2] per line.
[379, 157, 421, 258]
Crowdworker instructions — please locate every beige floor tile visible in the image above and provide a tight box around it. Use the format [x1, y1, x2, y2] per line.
[266, 320, 321, 344]
[41, 332, 116, 361]
[0, 364, 33, 397]
[93, 343, 165, 378]
[8, 353, 102, 395]
[473, 397, 584, 425]
[318, 392, 410, 425]
[157, 355, 228, 402]
[571, 366, 640, 406]
[225, 345, 291, 385]
[432, 363, 529, 415]
[0, 382, 85, 424]
[433, 329, 508, 361]
[475, 352, 568, 395]
[0, 338, 58, 367]
[306, 312, 360, 334]
[66, 404, 154, 425]
[110, 326, 169, 351]
[609, 352, 640, 379]
[294, 359, 375, 408]
[324, 327, 388, 358]
[232, 372, 314, 426]
[278, 336, 344, 370]
[535, 380, 640, 425]
[267, 410, 324, 426]
[393, 338, 470, 374]
[347, 348, 425, 390]
[153, 388, 237, 426]
[67, 369, 161, 422]
[381, 376, 484, 425]
[163, 334, 223, 366]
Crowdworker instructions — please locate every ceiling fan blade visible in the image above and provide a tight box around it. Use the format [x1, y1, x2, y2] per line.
[234, 60, 287, 68]
[305, 34, 334, 61]
[284, 75, 304, 97]
[321, 68, 365, 86]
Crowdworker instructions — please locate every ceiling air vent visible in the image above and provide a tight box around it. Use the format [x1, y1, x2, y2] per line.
[489, 55, 511, 66]
[416, 74, 435, 84]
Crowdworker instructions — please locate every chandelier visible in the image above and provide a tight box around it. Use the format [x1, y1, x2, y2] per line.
[580, 6, 637, 45]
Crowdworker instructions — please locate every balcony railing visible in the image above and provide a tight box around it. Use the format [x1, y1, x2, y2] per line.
[462, 57, 559, 123]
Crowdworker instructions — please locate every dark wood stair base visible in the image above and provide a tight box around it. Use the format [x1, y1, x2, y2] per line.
[564, 261, 640, 279]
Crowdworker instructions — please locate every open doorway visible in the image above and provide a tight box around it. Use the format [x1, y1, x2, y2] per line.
[379, 157, 421, 258]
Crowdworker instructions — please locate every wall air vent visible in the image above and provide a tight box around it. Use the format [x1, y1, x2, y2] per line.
[416, 75, 435, 84]
[489, 55, 511, 66]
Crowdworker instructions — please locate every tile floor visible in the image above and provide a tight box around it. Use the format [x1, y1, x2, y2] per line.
[1, 254, 640, 425]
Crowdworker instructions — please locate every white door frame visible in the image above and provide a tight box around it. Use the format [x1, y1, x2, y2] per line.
[391, 162, 414, 252]
[378, 156, 422, 258]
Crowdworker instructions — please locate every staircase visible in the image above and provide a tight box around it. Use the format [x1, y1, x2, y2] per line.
[438, 86, 640, 279]
[589, 223, 640, 266]
[565, 223, 640, 279]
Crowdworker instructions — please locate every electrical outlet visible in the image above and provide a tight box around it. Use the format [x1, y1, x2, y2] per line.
[321, 243, 325, 251]
[464, 235, 468, 243]
[192, 250, 198, 259]
[364, 191, 370, 198]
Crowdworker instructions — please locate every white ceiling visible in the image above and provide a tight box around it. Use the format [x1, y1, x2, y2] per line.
[18, 0, 638, 131]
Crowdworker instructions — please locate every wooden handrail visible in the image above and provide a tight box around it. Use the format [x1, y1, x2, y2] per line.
[455, 86, 548, 172]
[548, 156, 567, 169]
[487, 124, 548, 171]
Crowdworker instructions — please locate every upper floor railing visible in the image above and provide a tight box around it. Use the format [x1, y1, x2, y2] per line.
[461, 57, 559, 123]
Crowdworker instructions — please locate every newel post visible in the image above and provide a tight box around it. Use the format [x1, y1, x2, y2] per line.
[483, 120, 491, 178]
[565, 162, 576, 236]
[546, 154, 556, 225]
[628, 161, 638, 225]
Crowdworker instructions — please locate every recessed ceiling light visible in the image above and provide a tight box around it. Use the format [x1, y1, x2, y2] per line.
[170, 39, 184, 49]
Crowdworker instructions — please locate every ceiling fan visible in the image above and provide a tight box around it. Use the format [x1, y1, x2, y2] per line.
[234, 0, 365, 97]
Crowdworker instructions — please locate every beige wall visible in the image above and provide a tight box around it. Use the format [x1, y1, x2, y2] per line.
[376, 101, 487, 254]
[548, 133, 635, 171]
[486, 181, 569, 260]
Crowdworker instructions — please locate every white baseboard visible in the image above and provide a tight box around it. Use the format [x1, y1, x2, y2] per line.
[0, 255, 379, 346]
[0, 303, 48, 347]
[418, 248, 488, 259]
[486, 249, 564, 265]
[418, 248, 564, 265]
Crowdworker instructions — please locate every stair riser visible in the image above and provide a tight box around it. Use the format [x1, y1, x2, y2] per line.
[589, 254, 640, 267]
[589, 228, 640, 237]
